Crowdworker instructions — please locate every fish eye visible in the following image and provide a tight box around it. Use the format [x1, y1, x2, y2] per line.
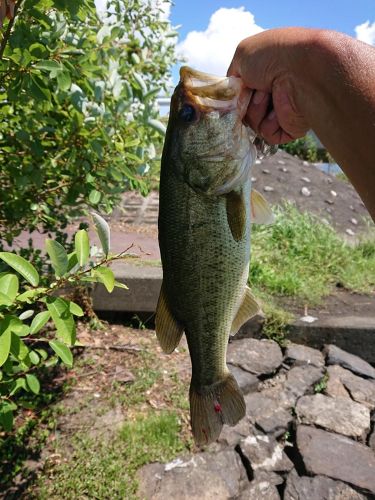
[179, 104, 196, 122]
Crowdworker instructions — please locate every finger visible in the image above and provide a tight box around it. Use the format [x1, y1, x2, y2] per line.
[244, 90, 271, 133]
[259, 110, 301, 145]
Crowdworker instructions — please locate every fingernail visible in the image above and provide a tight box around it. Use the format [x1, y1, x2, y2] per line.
[267, 109, 276, 120]
[253, 90, 267, 105]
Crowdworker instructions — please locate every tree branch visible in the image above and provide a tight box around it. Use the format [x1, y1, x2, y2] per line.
[0, 0, 23, 61]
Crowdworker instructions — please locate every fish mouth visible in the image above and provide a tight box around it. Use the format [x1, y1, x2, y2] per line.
[179, 66, 250, 116]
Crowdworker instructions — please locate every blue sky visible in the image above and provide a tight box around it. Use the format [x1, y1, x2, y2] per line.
[171, 0, 375, 40]
[170, 0, 375, 79]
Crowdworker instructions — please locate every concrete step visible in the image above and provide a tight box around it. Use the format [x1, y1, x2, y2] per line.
[92, 263, 375, 364]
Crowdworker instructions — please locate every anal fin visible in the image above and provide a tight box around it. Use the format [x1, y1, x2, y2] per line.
[155, 282, 184, 354]
[231, 286, 261, 336]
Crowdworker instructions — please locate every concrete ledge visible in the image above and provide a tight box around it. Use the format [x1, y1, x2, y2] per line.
[92, 262, 162, 312]
[287, 319, 375, 364]
[92, 264, 375, 363]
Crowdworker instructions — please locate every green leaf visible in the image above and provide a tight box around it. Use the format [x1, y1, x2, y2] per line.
[91, 212, 110, 257]
[89, 190, 101, 205]
[69, 301, 84, 317]
[26, 374, 40, 394]
[147, 118, 166, 135]
[46, 297, 76, 345]
[0, 274, 19, 302]
[0, 253, 39, 286]
[56, 70, 71, 91]
[0, 402, 15, 432]
[35, 348, 48, 361]
[10, 333, 29, 361]
[114, 280, 128, 290]
[45, 239, 68, 277]
[19, 310, 34, 320]
[29, 74, 51, 101]
[93, 267, 115, 293]
[49, 340, 73, 368]
[67, 252, 79, 273]
[30, 311, 50, 334]
[16, 288, 47, 303]
[0, 292, 13, 306]
[133, 72, 147, 96]
[0, 328, 11, 367]
[34, 60, 61, 71]
[75, 230, 90, 266]
[10, 377, 27, 396]
[29, 350, 40, 365]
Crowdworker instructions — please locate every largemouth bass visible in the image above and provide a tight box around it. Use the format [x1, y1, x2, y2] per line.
[156, 66, 274, 445]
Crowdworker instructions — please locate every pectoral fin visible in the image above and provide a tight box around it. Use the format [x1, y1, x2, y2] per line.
[155, 283, 184, 354]
[251, 189, 275, 224]
[226, 189, 247, 242]
[231, 286, 261, 336]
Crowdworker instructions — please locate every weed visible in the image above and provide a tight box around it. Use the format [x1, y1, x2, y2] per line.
[250, 203, 375, 304]
[314, 373, 329, 393]
[35, 411, 187, 499]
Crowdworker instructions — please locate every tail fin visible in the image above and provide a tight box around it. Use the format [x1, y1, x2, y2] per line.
[190, 373, 245, 446]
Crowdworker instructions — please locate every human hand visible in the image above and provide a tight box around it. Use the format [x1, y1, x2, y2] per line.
[227, 28, 313, 144]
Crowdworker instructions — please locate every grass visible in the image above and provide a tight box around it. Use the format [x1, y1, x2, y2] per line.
[250, 202, 375, 304]
[35, 411, 185, 500]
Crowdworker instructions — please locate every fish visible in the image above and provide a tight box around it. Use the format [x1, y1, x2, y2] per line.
[155, 66, 274, 446]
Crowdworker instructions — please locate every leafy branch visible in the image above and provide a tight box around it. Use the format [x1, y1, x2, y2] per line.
[0, 213, 130, 431]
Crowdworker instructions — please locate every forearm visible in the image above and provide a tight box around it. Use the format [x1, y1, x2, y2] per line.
[292, 30, 375, 219]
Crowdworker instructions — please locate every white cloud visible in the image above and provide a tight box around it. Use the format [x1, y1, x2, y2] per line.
[177, 7, 264, 77]
[355, 20, 375, 45]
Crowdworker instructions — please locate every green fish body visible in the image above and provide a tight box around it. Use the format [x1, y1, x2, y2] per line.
[156, 67, 271, 445]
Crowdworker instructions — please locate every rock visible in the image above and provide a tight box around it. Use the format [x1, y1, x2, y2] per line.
[227, 339, 283, 376]
[351, 217, 358, 225]
[295, 394, 370, 439]
[256, 408, 294, 437]
[325, 198, 335, 204]
[137, 450, 247, 500]
[285, 365, 324, 399]
[324, 344, 375, 379]
[278, 160, 286, 165]
[297, 425, 375, 494]
[301, 176, 311, 183]
[369, 429, 375, 453]
[326, 365, 375, 410]
[346, 228, 355, 236]
[264, 186, 274, 192]
[244, 391, 293, 436]
[238, 480, 280, 499]
[239, 433, 293, 473]
[284, 468, 367, 500]
[281, 167, 289, 172]
[255, 159, 261, 164]
[251, 176, 257, 182]
[229, 364, 259, 395]
[262, 169, 270, 174]
[284, 343, 324, 368]
[218, 418, 254, 447]
[330, 190, 337, 197]
[301, 187, 311, 196]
